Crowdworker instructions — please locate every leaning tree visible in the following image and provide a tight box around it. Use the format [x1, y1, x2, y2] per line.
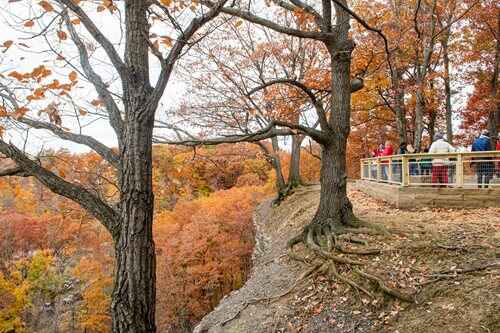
[158, 18, 328, 200]
[158, 0, 417, 301]
[0, 0, 228, 331]
[166, 0, 367, 238]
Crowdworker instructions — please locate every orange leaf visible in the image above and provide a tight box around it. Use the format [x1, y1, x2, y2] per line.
[38, 1, 54, 12]
[91, 99, 104, 107]
[161, 36, 173, 47]
[57, 30, 68, 41]
[3, 40, 13, 49]
[15, 107, 29, 118]
[71, 18, 81, 25]
[47, 79, 60, 89]
[69, 71, 78, 82]
[8, 71, 24, 81]
[24, 20, 35, 27]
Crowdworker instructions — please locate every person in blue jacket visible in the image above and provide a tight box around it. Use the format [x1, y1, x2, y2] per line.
[471, 130, 493, 188]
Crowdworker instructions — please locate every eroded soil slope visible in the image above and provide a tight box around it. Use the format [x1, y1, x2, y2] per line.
[195, 184, 500, 333]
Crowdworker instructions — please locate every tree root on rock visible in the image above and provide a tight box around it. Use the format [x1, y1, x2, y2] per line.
[287, 219, 414, 303]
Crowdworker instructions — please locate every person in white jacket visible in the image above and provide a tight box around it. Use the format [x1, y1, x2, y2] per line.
[428, 132, 456, 186]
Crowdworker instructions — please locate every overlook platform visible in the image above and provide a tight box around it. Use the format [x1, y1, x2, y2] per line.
[357, 151, 500, 208]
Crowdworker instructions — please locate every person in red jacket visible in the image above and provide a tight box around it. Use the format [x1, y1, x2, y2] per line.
[381, 140, 393, 181]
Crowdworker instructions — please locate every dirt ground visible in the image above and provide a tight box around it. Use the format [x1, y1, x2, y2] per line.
[194, 184, 500, 333]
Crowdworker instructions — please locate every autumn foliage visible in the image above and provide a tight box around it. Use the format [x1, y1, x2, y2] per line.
[0, 143, 317, 331]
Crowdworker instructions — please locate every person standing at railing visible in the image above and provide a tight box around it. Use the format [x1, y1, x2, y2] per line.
[406, 143, 418, 175]
[429, 132, 456, 187]
[395, 142, 407, 182]
[472, 130, 494, 188]
[381, 140, 394, 181]
[420, 144, 432, 176]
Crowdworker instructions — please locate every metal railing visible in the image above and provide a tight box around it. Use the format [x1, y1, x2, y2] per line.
[361, 151, 500, 188]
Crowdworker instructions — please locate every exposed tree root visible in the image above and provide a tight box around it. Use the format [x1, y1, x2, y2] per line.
[418, 260, 500, 286]
[287, 216, 414, 304]
[328, 262, 373, 298]
[354, 269, 414, 302]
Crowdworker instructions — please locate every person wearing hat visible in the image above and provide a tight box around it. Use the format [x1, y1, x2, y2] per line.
[471, 130, 493, 188]
[429, 132, 456, 186]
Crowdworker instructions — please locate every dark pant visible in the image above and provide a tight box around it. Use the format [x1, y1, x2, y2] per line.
[476, 162, 494, 188]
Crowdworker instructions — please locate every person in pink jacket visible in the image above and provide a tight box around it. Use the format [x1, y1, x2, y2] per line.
[380, 140, 393, 181]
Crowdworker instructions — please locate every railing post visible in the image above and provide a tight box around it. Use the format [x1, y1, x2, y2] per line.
[402, 156, 409, 186]
[377, 158, 381, 181]
[388, 158, 393, 182]
[457, 153, 464, 188]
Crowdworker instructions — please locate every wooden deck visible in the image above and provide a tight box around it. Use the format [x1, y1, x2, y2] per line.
[355, 179, 500, 208]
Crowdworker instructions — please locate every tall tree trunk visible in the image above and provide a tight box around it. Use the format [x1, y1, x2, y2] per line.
[113, 115, 156, 332]
[256, 139, 287, 198]
[414, 85, 425, 149]
[112, 2, 156, 332]
[270, 137, 287, 193]
[394, 83, 407, 145]
[442, 39, 453, 144]
[413, 0, 437, 150]
[488, 11, 500, 147]
[288, 134, 303, 187]
[311, 140, 354, 227]
[428, 111, 436, 144]
[309, 6, 356, 229]
[390, 1, 407, 145]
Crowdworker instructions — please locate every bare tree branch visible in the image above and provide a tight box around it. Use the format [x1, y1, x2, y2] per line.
[154, 124, 293, 146]
[18, 117, 120, 168]
[218, 5, 331, 40]
[0, 89, 119, 168]
[330, 0, 394, 75]
[0, 140, 119, 235]
[148, 0, 229, 111]
[63, 12, 124, 140]
[55, 0, 127, 80]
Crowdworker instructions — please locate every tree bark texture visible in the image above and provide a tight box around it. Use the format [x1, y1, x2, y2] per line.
[112, 1, 156, 331]
[288, 135, 303, 187]
[309, 0, 357, 229]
